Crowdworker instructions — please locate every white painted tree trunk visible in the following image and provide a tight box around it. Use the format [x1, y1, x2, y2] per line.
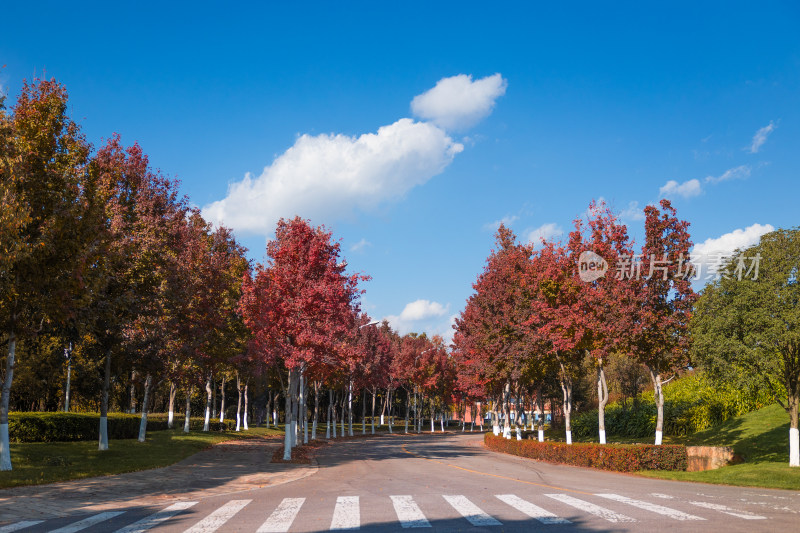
[183, 386, 192, 433]
[440, 415, 444, 432]
[790, 428, 799, 467]
[167, 382, 177, 429]
[3, 332, 18, 469]
[648, 368, 665, 446]
[219, 376, 226, 423]
[327, 389, 332, 439]
[63, 347, 71, 412]
[560, 363, 573, 445]
[98, 348, 112, 451]
[283, 369, 299, 460]
[362, 390, 367, 435]
[203, 377, 213, 431]
[137, 374, 152, 442]
[301, 373, 308, 443]
[348, 380, 354, 437]
[243, 382, 249, 430]
[235, 374, 242, 432]
[597, 358, 608, 445]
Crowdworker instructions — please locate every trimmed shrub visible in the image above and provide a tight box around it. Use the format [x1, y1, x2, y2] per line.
[7, 413, 232, 442]
[484, 434, 687, 472]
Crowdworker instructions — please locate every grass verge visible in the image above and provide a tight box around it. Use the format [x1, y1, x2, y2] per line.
[0, 426, 283, 489]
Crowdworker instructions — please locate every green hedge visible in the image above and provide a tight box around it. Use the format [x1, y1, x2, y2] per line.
[572, 372, 776, 440]
[8, 413, 233, 443]
[485, 434, 687, 472]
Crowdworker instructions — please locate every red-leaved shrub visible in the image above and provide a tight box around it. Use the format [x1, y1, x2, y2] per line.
[484, 434, 687, 472]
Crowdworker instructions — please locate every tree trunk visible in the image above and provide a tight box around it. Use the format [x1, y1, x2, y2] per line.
[203, 376, 213, 431]
[0, 331, 17, 470]
[491, 398, 500, 436]
[283, 369, 297, 460]
[183, 386, 193, 433]
[243, 381, 249, 430]
[648, 366, 664, 445]
[167, 381, 177, 429]
[387, 387, 393, 434]
[560, 362, 573, 444]
[597, 357, 609, 444]
[362, 389, 367, 435]
[219, 376, 226, 423]
[138, 374, 153, 442]
[515, 391, 523, 440]
[312, 381, 319, 440]
[340, 389, 346, 437]
[404, 392, 410, 434]
[789, 391, 799, 467]
[267, 390, 272, 429]
[503, 381, 512, 439]
[300, 371, 307, 444]
[348, 379, 354, 437]
[129, 370, 137, 414]
[212, 376, 217, 419]
[537, 386, 545, 442]
[327, 389, 332, 439]
[371, 389, 376, 434]
[64, 347, 72, 412]
[235, 374, 243, 432]
[98, 347, 112, 451]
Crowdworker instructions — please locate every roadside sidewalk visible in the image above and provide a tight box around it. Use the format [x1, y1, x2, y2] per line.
[0, 437, 317, 523]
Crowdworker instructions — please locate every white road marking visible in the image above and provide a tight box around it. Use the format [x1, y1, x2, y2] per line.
[442, 495, 501, 527]
[689, 501, 767, 520]
[184, 500, 251, 532]
[596, 494, 704, 521]
[545, 493, 636, 523]
[115, 502, 198, 533]
[330, 496, 359, 530]
[257, 498, 305, 533]
[496, 494, 570, 524]
[0, 522, 44, 532]
[50, 511, 125, 532]
[390, 496, 431, 528]
[650, 493, 674, 499]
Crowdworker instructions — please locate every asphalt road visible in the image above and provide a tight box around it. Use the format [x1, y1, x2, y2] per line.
[5, 432, 800, 532]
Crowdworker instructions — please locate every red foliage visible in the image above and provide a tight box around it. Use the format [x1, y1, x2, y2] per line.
[484, 434, 687, 472]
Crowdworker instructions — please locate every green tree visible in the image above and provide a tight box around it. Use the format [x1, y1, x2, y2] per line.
[692, 228, 800, 467]
[0, 80, 91, 470]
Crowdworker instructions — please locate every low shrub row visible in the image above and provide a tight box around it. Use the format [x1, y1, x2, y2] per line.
[484, 434, 687, 472]
[7, 412, 234, 442]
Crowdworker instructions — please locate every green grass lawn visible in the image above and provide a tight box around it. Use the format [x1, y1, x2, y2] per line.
[636, 404, 800, 490]
[0, 426, 283, 489]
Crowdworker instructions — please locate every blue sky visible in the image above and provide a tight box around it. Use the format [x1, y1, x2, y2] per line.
[2, 2, 798, 342]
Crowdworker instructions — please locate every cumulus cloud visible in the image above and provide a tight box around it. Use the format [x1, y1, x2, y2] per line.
[384, 299, 452, 338]
[411, 73, 507, 131]
[526, 223, 563, 247]
[705, 165, 751, 184]
[750, 121, 775, 153]
[202, 118, 463, 234]
[690, 223, 774, 281]
[692, 223, 775, 259]
[659, 178, 702, 199]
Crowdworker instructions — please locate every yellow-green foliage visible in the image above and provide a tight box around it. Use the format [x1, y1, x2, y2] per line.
[572, 372, 777, 439]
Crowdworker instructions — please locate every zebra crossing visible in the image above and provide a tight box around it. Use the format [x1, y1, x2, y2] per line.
[0, 491, 769, 532]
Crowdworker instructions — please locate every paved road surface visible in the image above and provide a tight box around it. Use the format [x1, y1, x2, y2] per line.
[2, 432, 798, 532]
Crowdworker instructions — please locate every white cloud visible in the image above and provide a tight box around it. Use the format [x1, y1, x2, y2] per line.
[411, 73, 507, 131]
[705, 165, 751, 184]
[690, 223, 775, 282]
[750, 121, 775, 153]
[692, 223, 774, 259]
[659, 178, 703, 199]
[621, 201, 646, 221]
[526, 223, 563, 247]
[350, 238, 371, 252]
[484, 215, 519, 232]
[202, 118, 463, 234]
[384, 299, 452, 338]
